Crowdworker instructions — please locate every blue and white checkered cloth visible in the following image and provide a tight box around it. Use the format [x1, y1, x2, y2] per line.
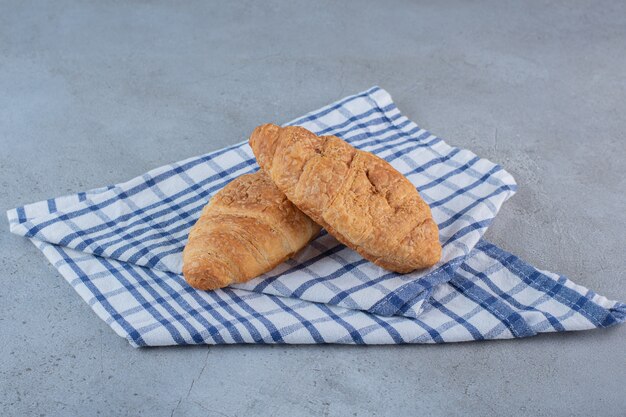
[7, 87, 625, 346]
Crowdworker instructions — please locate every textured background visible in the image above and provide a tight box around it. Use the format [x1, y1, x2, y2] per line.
[1, 1, 625, 416]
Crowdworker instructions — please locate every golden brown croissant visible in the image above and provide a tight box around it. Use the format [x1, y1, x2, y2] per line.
[249, 124, 441, 273]
[182, 171, 321, 290]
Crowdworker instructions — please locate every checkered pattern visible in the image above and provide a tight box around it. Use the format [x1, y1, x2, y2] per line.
[7, 87, 624, 346]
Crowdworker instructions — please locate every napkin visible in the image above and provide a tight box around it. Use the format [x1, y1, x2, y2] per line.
[8, 87, 624, 346]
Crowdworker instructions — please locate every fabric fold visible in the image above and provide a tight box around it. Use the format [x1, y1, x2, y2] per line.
[7, 86, 624, 346]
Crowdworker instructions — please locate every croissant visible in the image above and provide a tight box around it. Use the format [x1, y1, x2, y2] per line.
[249, 124, 441, 273]
[182, 171, 321, 290]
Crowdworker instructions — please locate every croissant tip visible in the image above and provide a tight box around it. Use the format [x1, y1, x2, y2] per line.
[251, 123, 280, 136]
[183, 265, 229, 291]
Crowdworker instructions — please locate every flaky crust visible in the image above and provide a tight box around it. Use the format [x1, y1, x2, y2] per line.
[182, 171, 321, 290]
[249, 124, 442, 273]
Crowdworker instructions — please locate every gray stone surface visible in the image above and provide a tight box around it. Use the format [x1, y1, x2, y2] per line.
[1, 0, 625, 416]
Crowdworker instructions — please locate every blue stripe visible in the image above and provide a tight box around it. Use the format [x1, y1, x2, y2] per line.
[418, 156, 481, 191]
[252, 244, 347, 292]
[312, 103, 397, 136]
[437, 185, 511, 230]
[53, 246, 147, 346]
[429, 165, 502, 209]
[459, 261, 566, 332]
[369, 257, 464, 317]
[411, 317, 444, 343]
[449, 275, 535, 338]
[315, 304, 365, 344]
[287, 86, 381, 126]
[25, 140, 258, 237]
[16, 206, 27, 224]
[47, 198, 57, 213]
[220, 289, 285, 343]
[194, 290, 256, 343]
[442, 218, 493, 247]
[429, 298, 485, 340]
[292, 259, 369, 299]
[366, 315, 406, 343]
[477, 241, 622, 328]
[141, 270, 228, 344]
[268, 297, 325, 343]
[99, 258, 190, 345]
[396, 288, 432, 316]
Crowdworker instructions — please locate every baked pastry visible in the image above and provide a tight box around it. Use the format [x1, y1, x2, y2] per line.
[183, 171, 321, 290]
[249, 124, 441, 273]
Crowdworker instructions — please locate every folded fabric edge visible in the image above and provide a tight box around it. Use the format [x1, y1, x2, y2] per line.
[26, 237, 141, 346]
[27, 234, 626, 347]
[368, 257, 465, 317]
[474, 240, 626, 329]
